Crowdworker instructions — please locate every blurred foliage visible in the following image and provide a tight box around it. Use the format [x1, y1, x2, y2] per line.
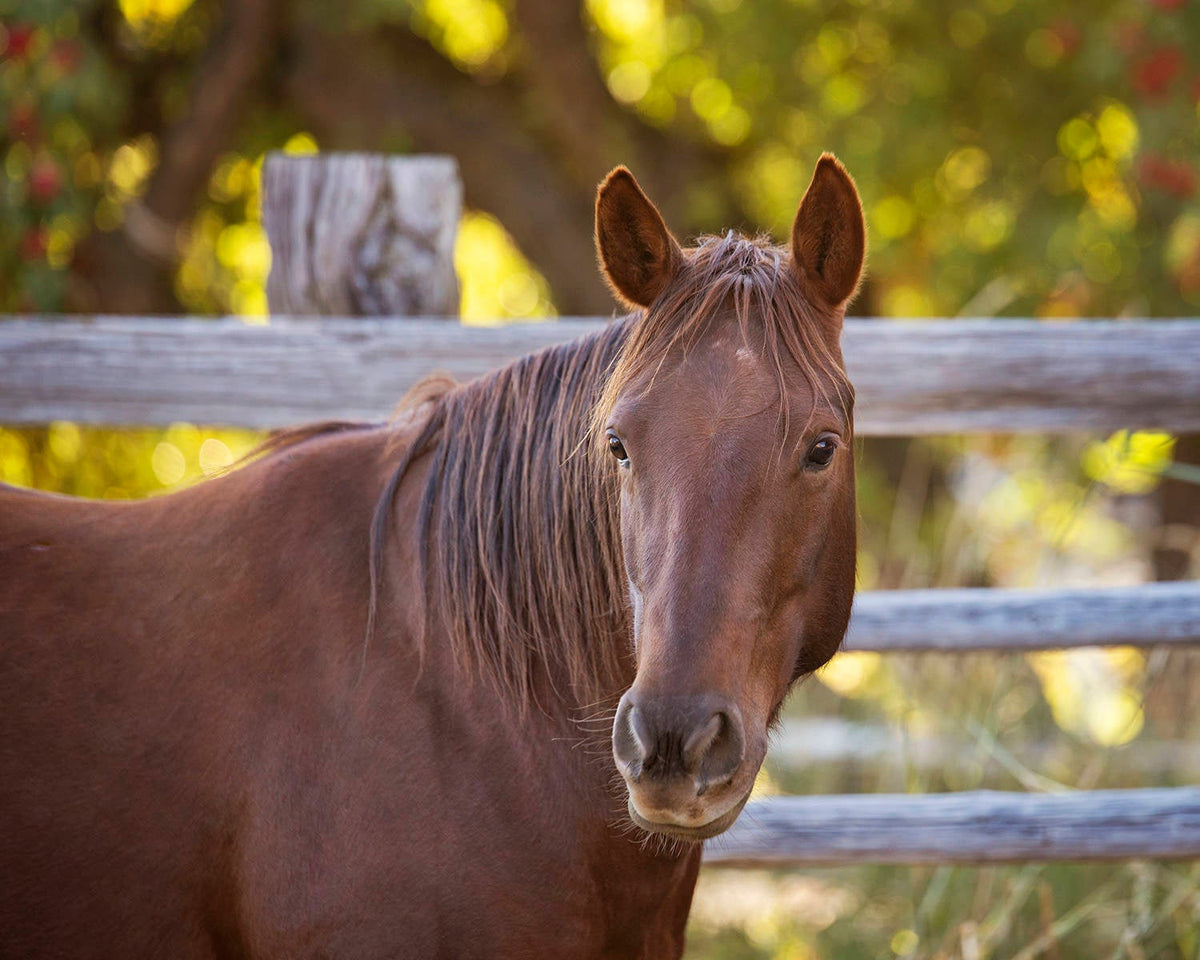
[1084, 430, 1176, 495]
[0, 421, 261, 496]
[456, 211, 556, 323]
[5, 0, 1200, 317]
[691, 860, 1200, 959]
[4, 0, 1200, 957]
[1, 0, 121, 310]
[0, 0, 554, 316]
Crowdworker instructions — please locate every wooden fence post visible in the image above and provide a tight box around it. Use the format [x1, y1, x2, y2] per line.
[262, 153, 462, 317]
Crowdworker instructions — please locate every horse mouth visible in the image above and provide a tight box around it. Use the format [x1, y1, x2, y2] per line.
[625, 791, 751, 842]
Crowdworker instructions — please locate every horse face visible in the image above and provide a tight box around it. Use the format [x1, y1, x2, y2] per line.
[595, 157, 864, 840]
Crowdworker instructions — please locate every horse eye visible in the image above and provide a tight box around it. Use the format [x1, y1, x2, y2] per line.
[607, 432, 629, 464]
[804, 436, 838, 469]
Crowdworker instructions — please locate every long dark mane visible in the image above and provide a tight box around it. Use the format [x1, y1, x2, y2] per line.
[391, 324, 633, 710]
[370, 231, 853, 712]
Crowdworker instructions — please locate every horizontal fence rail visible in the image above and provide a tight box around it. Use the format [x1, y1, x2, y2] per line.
[845, 582, 1200, 652]
[3, 317, 1200, 434]
[704, 788, 1200, 866]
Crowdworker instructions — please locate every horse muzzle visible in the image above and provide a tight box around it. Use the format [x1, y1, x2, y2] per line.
[611, 690, 753, 839]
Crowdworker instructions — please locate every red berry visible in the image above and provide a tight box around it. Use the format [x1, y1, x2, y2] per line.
[2, 23, 35, 61]
[1050, 20, 1080, 57]
[29, 160, 61, 203]
[51, 40, 80, 75]
[1168, 166, 1196, 198]
[1133, 46, 1183, 98]
[1137, 154, 1196, 198]
[19, 227, 47, 261]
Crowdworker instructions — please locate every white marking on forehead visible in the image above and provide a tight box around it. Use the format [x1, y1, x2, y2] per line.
[734, 346, 755, 364]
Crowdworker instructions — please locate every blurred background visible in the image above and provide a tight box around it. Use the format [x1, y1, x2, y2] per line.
[2, 0, 1200, 956]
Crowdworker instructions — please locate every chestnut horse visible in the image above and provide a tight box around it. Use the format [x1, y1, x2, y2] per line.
[0, 156, 863, 959]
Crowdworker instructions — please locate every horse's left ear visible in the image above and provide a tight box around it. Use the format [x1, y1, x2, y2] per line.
[791, 154, 865, 311]
[595, 167, 683, 310]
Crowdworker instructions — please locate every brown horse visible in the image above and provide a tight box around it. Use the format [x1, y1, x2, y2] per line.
[0, 155, 863, 959]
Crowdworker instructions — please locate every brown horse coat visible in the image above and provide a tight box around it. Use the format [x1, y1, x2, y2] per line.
[2, 420, 699, 957]
[0, 157, 864, 959]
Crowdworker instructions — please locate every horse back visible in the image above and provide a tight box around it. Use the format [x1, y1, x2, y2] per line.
[0, 426, 403, 958]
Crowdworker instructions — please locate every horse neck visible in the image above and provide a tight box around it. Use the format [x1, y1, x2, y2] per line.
[397, 325, 704, 913]
[413, 320, 636, 719]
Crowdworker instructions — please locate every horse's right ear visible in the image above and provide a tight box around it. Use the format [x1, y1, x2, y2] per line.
[595, 167, 683, 310]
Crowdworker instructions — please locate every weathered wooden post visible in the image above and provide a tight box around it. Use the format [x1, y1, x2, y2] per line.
[261, 153, 462, 317]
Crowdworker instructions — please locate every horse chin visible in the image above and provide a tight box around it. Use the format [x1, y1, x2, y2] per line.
[625, 791, 751, 843]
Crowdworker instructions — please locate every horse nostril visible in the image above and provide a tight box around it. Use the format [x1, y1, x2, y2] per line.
[682, 712, 724, 772]
[612, 700, 648, 780]
[614, 694, 745, 791]
[688, 709, 744, 792]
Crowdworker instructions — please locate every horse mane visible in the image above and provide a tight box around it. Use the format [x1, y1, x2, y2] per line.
[366, 326, 631, 711]
[370, 231, 854, 713]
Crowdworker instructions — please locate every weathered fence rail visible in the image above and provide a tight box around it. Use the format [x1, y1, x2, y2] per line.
[705, 788, 1200, 866]
[847, 581, 1200, 652]
[3, 316, 1200, 434]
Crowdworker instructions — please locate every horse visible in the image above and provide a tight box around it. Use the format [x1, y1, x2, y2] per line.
[0, 154, 864, 959]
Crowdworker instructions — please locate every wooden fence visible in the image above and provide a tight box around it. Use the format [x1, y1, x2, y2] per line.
[4, 154, 1200, 868]
[4, 314, 1200, 866]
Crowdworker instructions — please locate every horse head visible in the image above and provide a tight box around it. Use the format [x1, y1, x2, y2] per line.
[595, 156, 864, 840]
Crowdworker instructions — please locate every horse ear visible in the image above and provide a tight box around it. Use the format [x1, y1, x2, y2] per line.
[595, 167, 683, 309]
[791, 154, 865, 311]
